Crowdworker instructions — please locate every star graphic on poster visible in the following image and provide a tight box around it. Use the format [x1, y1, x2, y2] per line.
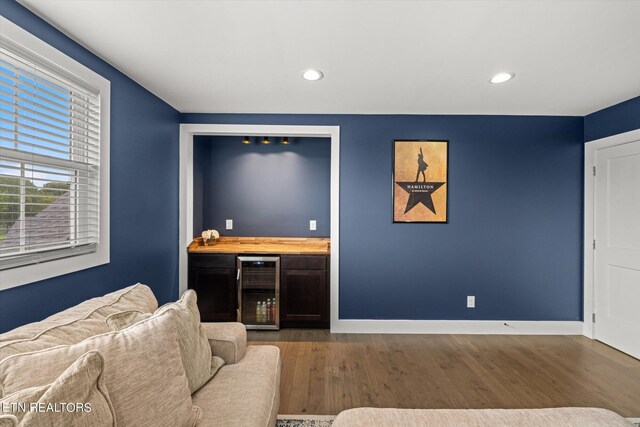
[395, 182, 446, 214]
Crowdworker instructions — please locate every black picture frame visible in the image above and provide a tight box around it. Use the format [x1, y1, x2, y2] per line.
[392, 139, 449, 223]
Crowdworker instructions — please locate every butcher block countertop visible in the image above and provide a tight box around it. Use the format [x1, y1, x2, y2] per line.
[187, 237, 330, 255]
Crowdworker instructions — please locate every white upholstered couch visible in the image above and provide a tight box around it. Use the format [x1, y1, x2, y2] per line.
[332, 407, 634, 426]
[0, 284, 280, 426]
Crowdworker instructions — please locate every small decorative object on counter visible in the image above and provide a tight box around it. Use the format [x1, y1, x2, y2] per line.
[201, 229, 220, 246]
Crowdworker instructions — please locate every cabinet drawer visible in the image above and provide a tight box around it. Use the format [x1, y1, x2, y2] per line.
[281, 255, 327, 270]
[188, 254, 236, 269]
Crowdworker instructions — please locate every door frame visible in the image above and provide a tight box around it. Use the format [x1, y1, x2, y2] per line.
[583, 127, 640, 338]
[179, 124, 340, 331]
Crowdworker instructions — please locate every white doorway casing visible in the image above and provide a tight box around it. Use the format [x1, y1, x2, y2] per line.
[179, 124, 340, 330]
[583, 127, 640, 345]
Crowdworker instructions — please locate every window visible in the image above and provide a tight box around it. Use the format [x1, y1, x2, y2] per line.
[0, 17, 109, 289]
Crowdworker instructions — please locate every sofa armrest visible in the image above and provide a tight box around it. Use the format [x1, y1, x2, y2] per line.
[200, 322, 247, 365]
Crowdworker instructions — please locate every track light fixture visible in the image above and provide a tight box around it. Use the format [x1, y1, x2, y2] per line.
[242, 136, 251, 145]
[281, 137, 289, 145]
[262, 137, 270, 145]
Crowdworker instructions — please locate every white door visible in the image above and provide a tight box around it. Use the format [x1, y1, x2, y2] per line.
[594, 140, 640, 359]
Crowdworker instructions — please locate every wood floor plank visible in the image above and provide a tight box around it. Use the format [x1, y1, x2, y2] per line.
[248, 330, 640, 416]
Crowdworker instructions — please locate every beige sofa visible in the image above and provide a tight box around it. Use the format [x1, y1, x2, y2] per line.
[0, 284, 280, 427]
[333, 406, 634, 426]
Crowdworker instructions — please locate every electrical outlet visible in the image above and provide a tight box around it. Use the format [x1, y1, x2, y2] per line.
[467, 295, 475, 308]
[309, 220, 317, 231]
[226, 219, 233, 230]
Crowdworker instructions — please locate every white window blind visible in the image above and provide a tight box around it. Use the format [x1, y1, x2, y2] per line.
[0, 36, 101, 270]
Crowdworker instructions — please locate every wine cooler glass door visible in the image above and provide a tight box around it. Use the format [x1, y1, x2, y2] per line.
[238, 256, 280, 330]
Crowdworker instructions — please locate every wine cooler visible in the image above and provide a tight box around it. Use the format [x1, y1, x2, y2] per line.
[237, 256, 280, 330]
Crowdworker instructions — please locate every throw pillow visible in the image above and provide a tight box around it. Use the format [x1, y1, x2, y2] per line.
[0, 351, 115, 426]
[0, 310, 202, 427]
[107, 289, 222, 393]
[104, 310, 151, 330]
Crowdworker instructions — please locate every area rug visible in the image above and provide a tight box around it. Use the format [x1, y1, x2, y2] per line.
[277, 415, 639, 426]
[276, 414, 335, 426]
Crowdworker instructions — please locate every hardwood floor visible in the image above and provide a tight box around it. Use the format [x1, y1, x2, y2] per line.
[247, 329, 640, 416]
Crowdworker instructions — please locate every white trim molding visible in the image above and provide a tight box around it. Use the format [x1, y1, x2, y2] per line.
[583, 127, 640, 338]
[178, 124, 340, 329]
[332, 319, 584, 335]
[0, 17, 110, 291]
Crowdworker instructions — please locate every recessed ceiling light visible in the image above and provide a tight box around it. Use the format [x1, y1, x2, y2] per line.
[302, 69, 324, 81]
[490, 72, 515, 84]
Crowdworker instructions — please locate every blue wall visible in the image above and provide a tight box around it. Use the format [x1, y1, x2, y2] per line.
[0, 2, 180, 333]
[194, 136, 330, 237]
[584, 95, 640, 141]
[183, 114, 585, 321]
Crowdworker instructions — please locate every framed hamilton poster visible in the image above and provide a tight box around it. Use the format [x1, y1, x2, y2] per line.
[393, 139, 448, 223]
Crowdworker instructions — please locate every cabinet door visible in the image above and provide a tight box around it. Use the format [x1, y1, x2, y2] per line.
[189, 267, 237, 322]
[281, 269, 327, 323]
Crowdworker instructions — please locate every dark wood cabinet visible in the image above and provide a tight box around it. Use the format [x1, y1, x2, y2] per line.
[280, 255, 329, 328]
[188, 254, 237, 322]
[188, 251, 329, 328]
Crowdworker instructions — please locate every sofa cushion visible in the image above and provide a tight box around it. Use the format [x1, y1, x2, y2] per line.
[192, 345, 280, 427]
[201, 322, 247, 365]
[0, 284, 157, 361]
[107, 289, 220, 393]
[0, 351, 115, 426]
[0, 310, 201, 427]
[331, 407, 634, 427]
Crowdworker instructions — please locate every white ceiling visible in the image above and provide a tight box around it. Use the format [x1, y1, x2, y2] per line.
[17, 0, 640, 116]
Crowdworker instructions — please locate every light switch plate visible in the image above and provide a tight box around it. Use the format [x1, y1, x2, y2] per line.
[309, 220, 317, 231]
[226, 219, 233, 230]
[467, 295, 475, 308]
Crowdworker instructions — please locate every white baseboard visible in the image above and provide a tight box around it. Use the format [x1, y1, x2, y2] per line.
[331, 319, 584, 335]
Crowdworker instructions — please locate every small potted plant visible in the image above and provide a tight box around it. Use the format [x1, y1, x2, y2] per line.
[201, 229, 220, 246]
